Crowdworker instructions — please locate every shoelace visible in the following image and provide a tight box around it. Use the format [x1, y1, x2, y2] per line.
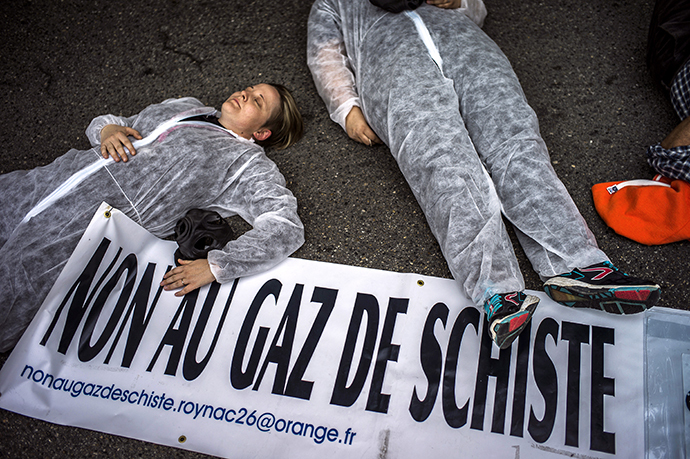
[486, 294, 503, 320]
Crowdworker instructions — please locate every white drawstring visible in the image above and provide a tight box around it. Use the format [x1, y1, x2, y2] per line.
[606, 179, 671, 195]
[405, 11, 444, 75]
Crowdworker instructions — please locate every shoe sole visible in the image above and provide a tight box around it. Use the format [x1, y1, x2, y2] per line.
[543, 278, 660, 314]
[489, 296, 539, 349]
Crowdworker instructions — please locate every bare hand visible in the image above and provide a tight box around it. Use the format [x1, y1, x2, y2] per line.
[345, 106, 382, 146]
[100, 124, 142, 162]
[161, 259, 216, 297]
[661, 116, 690, 149]
[426, 0, 464, 8]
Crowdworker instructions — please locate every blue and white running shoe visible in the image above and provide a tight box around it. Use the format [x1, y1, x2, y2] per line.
[543, 261, 660, 314]
[485, 292, 539, 349]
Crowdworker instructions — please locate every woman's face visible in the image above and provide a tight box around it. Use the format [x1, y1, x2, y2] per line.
[219, 84, 280, 141]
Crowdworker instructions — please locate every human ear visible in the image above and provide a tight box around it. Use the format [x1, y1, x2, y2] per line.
[253, 128, 272, 141]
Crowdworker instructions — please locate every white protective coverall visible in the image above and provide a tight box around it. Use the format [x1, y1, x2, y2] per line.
[0, 97, 304, 351]
[307, 0, 608, 306]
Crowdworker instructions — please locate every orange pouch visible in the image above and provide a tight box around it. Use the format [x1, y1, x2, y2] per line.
[592, 176, 690, 245]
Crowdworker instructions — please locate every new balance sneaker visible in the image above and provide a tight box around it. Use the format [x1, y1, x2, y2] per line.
[543, 261, 660, 314]
[484, 292, 540, 349]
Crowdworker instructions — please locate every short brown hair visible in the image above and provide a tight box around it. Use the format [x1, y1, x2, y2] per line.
[256, 84, 304, 150]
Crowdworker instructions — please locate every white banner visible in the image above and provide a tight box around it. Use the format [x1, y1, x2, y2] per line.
[0, 203, 648, 458]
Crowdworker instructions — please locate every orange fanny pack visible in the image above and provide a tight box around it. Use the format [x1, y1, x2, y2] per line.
[592, 175, 690, 245]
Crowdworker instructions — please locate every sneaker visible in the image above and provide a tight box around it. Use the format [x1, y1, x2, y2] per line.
[485, 292, 540, 349]
[543, 261, 660, 314]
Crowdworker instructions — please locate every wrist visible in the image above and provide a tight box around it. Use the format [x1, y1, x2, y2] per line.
[100, 124, 115, 138]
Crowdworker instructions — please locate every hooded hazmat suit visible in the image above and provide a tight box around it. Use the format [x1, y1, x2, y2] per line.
[0, 97, 304, 351]
[307, 0, 608, 306]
